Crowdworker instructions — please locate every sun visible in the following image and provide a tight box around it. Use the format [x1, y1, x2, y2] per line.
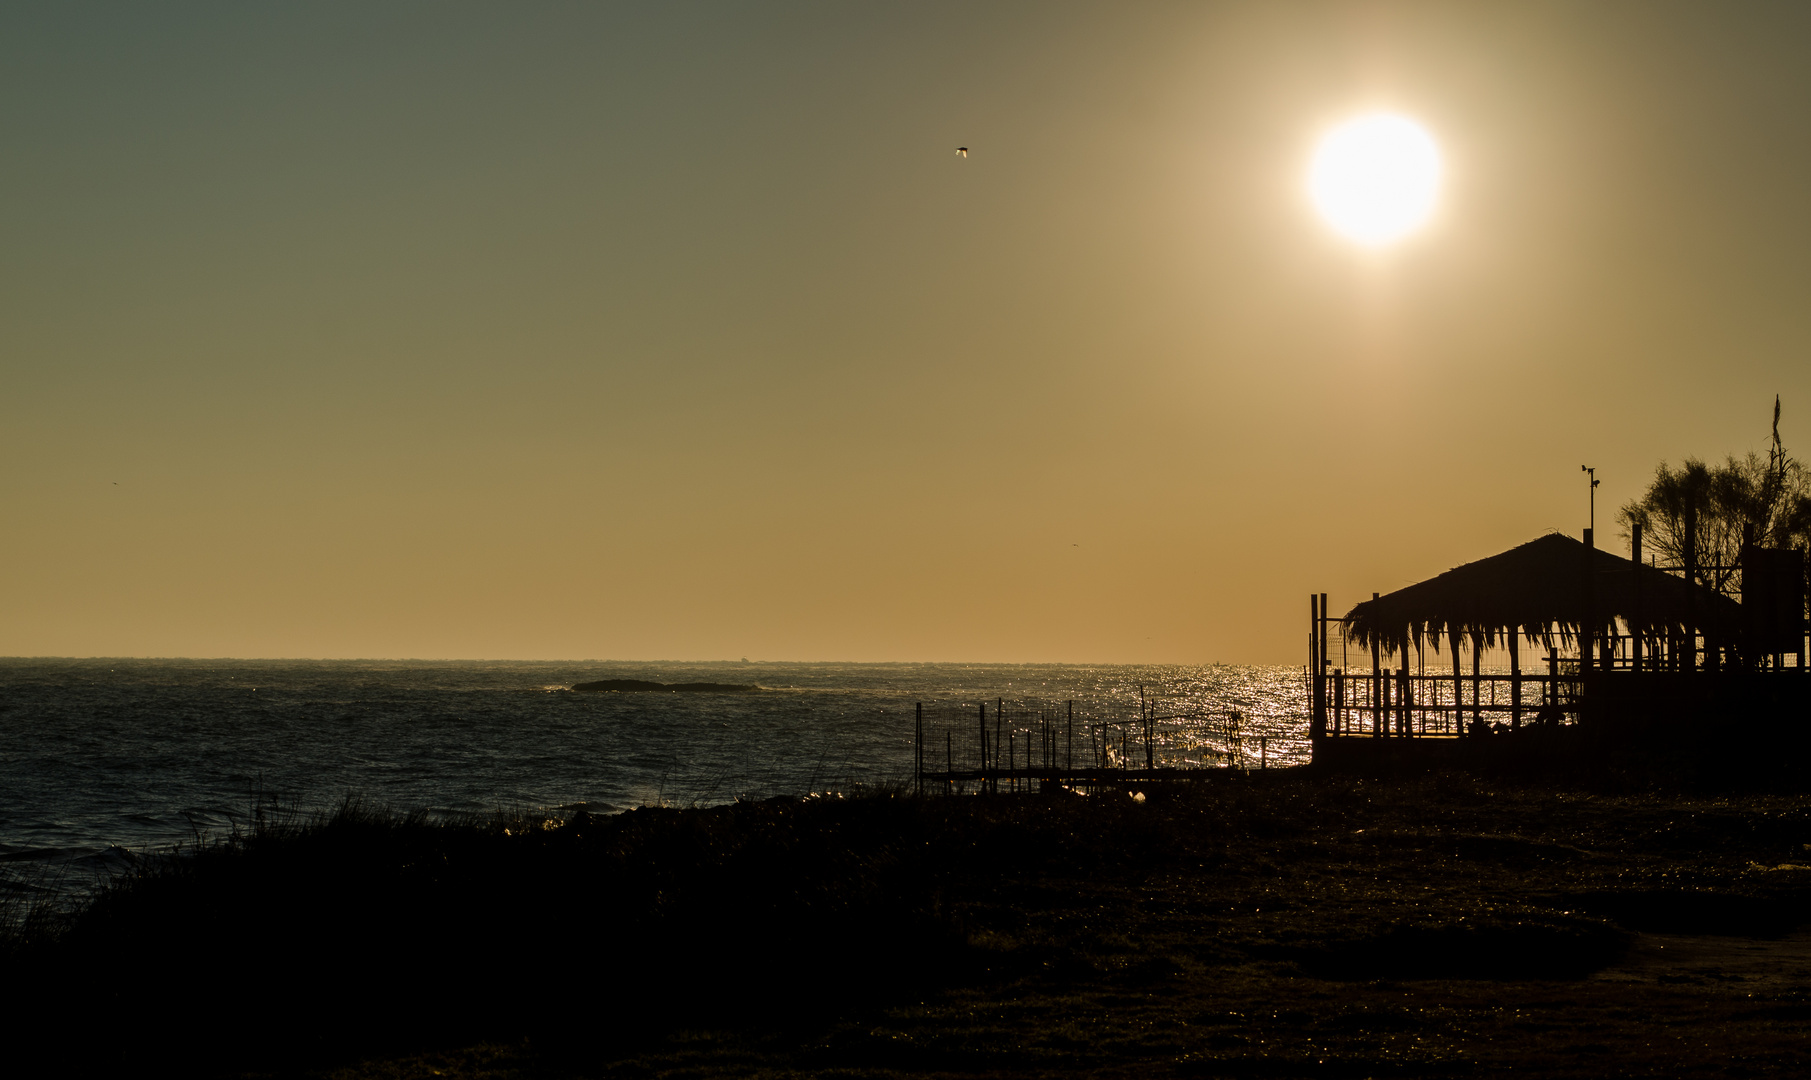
[1308, 114, 1441, 246]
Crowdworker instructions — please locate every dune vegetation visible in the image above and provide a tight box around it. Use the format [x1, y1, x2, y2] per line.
[6, 769, 1811, 1078]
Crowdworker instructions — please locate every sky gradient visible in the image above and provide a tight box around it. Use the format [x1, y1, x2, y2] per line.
[6, 2, 1811, 663]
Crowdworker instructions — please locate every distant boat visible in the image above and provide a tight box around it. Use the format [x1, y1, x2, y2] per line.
[570, 679, 757, 693]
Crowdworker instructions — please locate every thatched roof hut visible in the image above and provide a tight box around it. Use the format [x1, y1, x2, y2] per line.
[1342, 532, 1739, 656]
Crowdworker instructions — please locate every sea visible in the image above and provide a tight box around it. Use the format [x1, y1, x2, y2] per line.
[0, 659, 1309, 903]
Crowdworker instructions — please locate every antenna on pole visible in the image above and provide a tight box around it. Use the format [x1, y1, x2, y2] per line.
[1581, 465, 1599, 533]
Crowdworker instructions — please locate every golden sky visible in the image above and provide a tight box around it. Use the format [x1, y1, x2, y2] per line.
[5, 3, 1811, 663]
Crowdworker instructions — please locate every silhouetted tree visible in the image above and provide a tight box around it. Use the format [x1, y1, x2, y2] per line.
[1618, 397, 1811, 599]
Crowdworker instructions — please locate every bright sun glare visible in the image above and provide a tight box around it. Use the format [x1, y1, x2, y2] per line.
[1309, 114, 1441, 246]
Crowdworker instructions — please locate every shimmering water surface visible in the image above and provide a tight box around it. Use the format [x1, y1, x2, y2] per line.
[0, 659, 1308, 890]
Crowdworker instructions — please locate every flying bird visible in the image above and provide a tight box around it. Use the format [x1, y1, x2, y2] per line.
[956, 147, 968, 158]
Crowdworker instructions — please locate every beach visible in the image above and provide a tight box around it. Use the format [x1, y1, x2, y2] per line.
[9, 768, 1810, 1078]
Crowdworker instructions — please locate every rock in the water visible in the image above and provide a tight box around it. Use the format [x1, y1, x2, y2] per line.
[570, 679, 756, 693]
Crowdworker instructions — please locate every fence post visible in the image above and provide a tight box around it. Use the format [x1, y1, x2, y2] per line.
[915, 702, 923, 797]
[995, 699, 1004, 793]
[979, 703, 988, 793]
[1145, 696, 1155, 770]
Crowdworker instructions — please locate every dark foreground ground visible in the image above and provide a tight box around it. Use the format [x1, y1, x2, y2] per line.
[7, 770, 1811, 1078]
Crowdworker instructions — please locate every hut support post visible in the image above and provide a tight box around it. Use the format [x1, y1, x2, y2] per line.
[1380, 664, 1390, 738]
[1398, 665, 1411, 736]
[1631, 524, 1644, 673]
[1450, 632, 1462, 735]
[1509, 633, 1521, 729]
[1416, 641, 1425, 734]
[1800, 548, 1808, 671]
[1472, 636, 1482, 726]
[1373, 663, 1382, 737]
[1370, 593, 1382, 737]
[1684, 500, 1699, 676]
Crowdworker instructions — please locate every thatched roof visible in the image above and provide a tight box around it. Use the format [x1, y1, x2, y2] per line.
[1342, 532, 1740, 656]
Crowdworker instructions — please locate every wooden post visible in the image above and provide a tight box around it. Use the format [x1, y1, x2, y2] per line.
[995, 699, 1004, 790]
[1586, 529, 1600, 674]
[1398, 665, 1410, 735]
[1371, 593, 1383, 738]
[1318, 593, 1330, 739]
[979, 703, 989, 793]
[1800, 548, 1808, 673]
[1374, 667, 1384, 739]
[1450, 628, 1462, 735]
[1472, 635, 1483, 727]
[916, 702, 924, 796]
[946, 730, 952, 793]
[1684, 499, 1699, 675]
[1334, 668, 1345, 735]
[1067, 701, 1074, 771]
[1325, 590, 1340, 674]
[1509, 632, 1522, 729]
[1389, 647, 1397, 738]
[1743, 523, 1757, 672]
[1137, 692, 1151, 768]
[1631, 523, 1644, 673]
[1310, 595, 1321, 735]
[1548, 652, 1559, 715]
[1415, 641, 1424, 735]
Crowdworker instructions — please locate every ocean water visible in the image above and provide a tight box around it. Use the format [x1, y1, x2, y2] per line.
[0, 659, 1308, 897]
